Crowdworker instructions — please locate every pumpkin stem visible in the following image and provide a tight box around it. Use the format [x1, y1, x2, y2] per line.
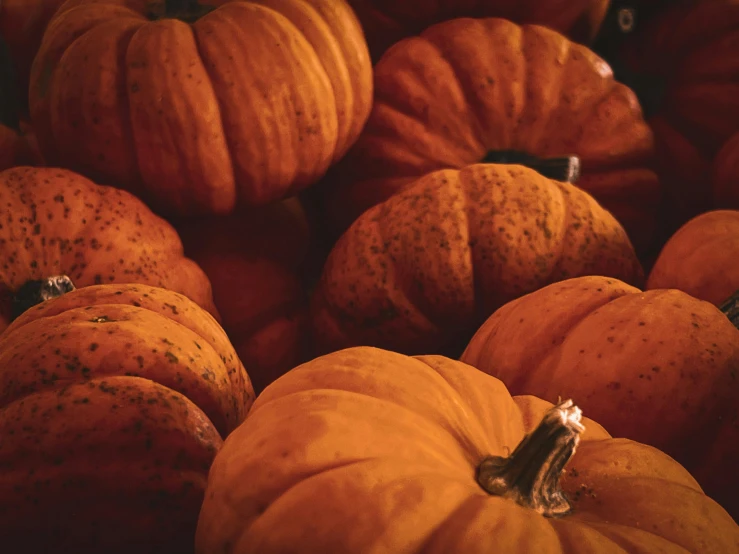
[482, 151, 581, 183]
[11, 275, 76, 320]
[719, 289, 739, 329]
[476, 399, 584, 518]
[155, 0, 216, 22]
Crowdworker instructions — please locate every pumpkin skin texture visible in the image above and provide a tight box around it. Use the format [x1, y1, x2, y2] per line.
[320, 17, 660, 253]
[0, 283, 255, 554]
[646, 210, 739, 307]
[461, 275, 739, 519]
[195, 346, 739, 554]
[0, 166, 218, 331]
[174, 198, 312, 393]
[311, 164, 644, 356]
[714, 132, 739, 209]
[347, 0, 611, 61]
[28, 0, 373, 216]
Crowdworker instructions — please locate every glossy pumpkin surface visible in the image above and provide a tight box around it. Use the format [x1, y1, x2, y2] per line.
[195, 346, 739, 553]
[461, 275, 739, 518]
[312, 164, 644, 355]
[0, 283, 255, 553]
[29, 0, 373, 215]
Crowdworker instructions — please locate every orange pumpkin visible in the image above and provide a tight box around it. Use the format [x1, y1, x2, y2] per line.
[0, 123, 42, 170]
[195, 346, 739, 553]
[347, 0, 611, 61]
[619, 0, 739, 232]
[320, 17, 660, 253]
[0, 283, 254, 554]
[714, 132, 739, 209]
[0, 166, 218, 331]
[311, 164, 644, 356]
[461, 275, 739, 519]
[647, 210, 739, 307]
[29, 0, 373, 215]
[174, 198, 312, 393]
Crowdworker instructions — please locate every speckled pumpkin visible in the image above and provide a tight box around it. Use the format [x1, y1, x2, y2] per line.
[618, 0, 739, 231]
[461, 275, 739, 519]
[647, 210, 739, 307]
[174, 198, 311, 393]
[311, 164, 644, 356]
[195, 346, 739, 554]
[0, 166, 218, 331]
[0, 282, 254, 554]
[347, 0, 611, 61]
[714, 132, 739, 209]
[29, 0, 373, 216]
[320, 16, 660, 253]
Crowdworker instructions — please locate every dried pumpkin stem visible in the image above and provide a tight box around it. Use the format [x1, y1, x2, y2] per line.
[482, 151, 581, 183]
[719, 289, 739, 329]
[476, 399, 584, 518]
[11, 275, 76, 320]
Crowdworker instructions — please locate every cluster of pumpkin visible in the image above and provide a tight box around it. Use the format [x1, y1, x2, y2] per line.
[0, 0, 738, 552]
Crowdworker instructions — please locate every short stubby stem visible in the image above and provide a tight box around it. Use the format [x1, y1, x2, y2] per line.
[476, 399, 585, 518]
[482, 151, 581, 184]
[11, 275, 76, 320]
[720, 289, 739, 329]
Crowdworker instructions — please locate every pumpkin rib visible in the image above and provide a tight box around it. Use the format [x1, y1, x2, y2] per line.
[581, 521, 691, 554]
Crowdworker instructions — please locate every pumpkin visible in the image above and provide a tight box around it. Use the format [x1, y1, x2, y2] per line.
[319, 16, 660, 254]
[29, 0, 373, 216]
[0, 123, 44, 170]
[646, 210, 739, 307]
[461, 275, 739, 519]
[0, 282, 255, 554]
[311, 163, 644, 357]
[616, 0, 739, 233]
[714, 132, 739, 209]
[347, 0, 611, 62]
[195, 346, 739, 553]
[174, 198, 312, 393]
[0, 166, 218, 332]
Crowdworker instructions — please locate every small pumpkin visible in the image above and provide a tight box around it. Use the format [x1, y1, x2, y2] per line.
[174, 198, 312, 393]
[195, 346, 739, 553]
[0, 283, 255, 554]
[320, 16, 660, 253]
[0, 166, 218, 331]
[29, 0, 373, 215]
[347, 0, 611, 61]
[646, 210, 739, 307]
[461, 275, 739, 519]
[311, 163, 644, 356]
[714, 132, 739, 209]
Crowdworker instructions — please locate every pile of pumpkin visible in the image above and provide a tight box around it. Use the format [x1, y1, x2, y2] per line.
[0, 0, 738, 552]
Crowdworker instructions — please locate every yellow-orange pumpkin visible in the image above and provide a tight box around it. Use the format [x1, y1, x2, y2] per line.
[461, 275, 739, 519]
[29, 0, 373, 215]
[311, 164, 644, 356]
[0, 166, 217, 331]
[195, 347, 739, 553]
[0, 283, 254, 554]
[647, 210, 739, 307]
[174, 198, 312, 393]
[347, 0, 611, 61]
[714, 132, 739, 209]
[320, 16, 660, 253]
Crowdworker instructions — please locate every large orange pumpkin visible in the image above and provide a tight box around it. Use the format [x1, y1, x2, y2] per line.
[0, 283, 254, 554]
[195, 346, 739, 553]
[320, 17, 660, 253]
[174, 198, 312, 393]
[311, 164, 644, 356]
[647, 210, 739, 307]
[0, 166, 218, 331]
[29, 0, 373, 215]
[714, 132, 739, 209]
[347, 0, 611, 61]
[461, 275, 739, 519]
[618, 0, 739, 232]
